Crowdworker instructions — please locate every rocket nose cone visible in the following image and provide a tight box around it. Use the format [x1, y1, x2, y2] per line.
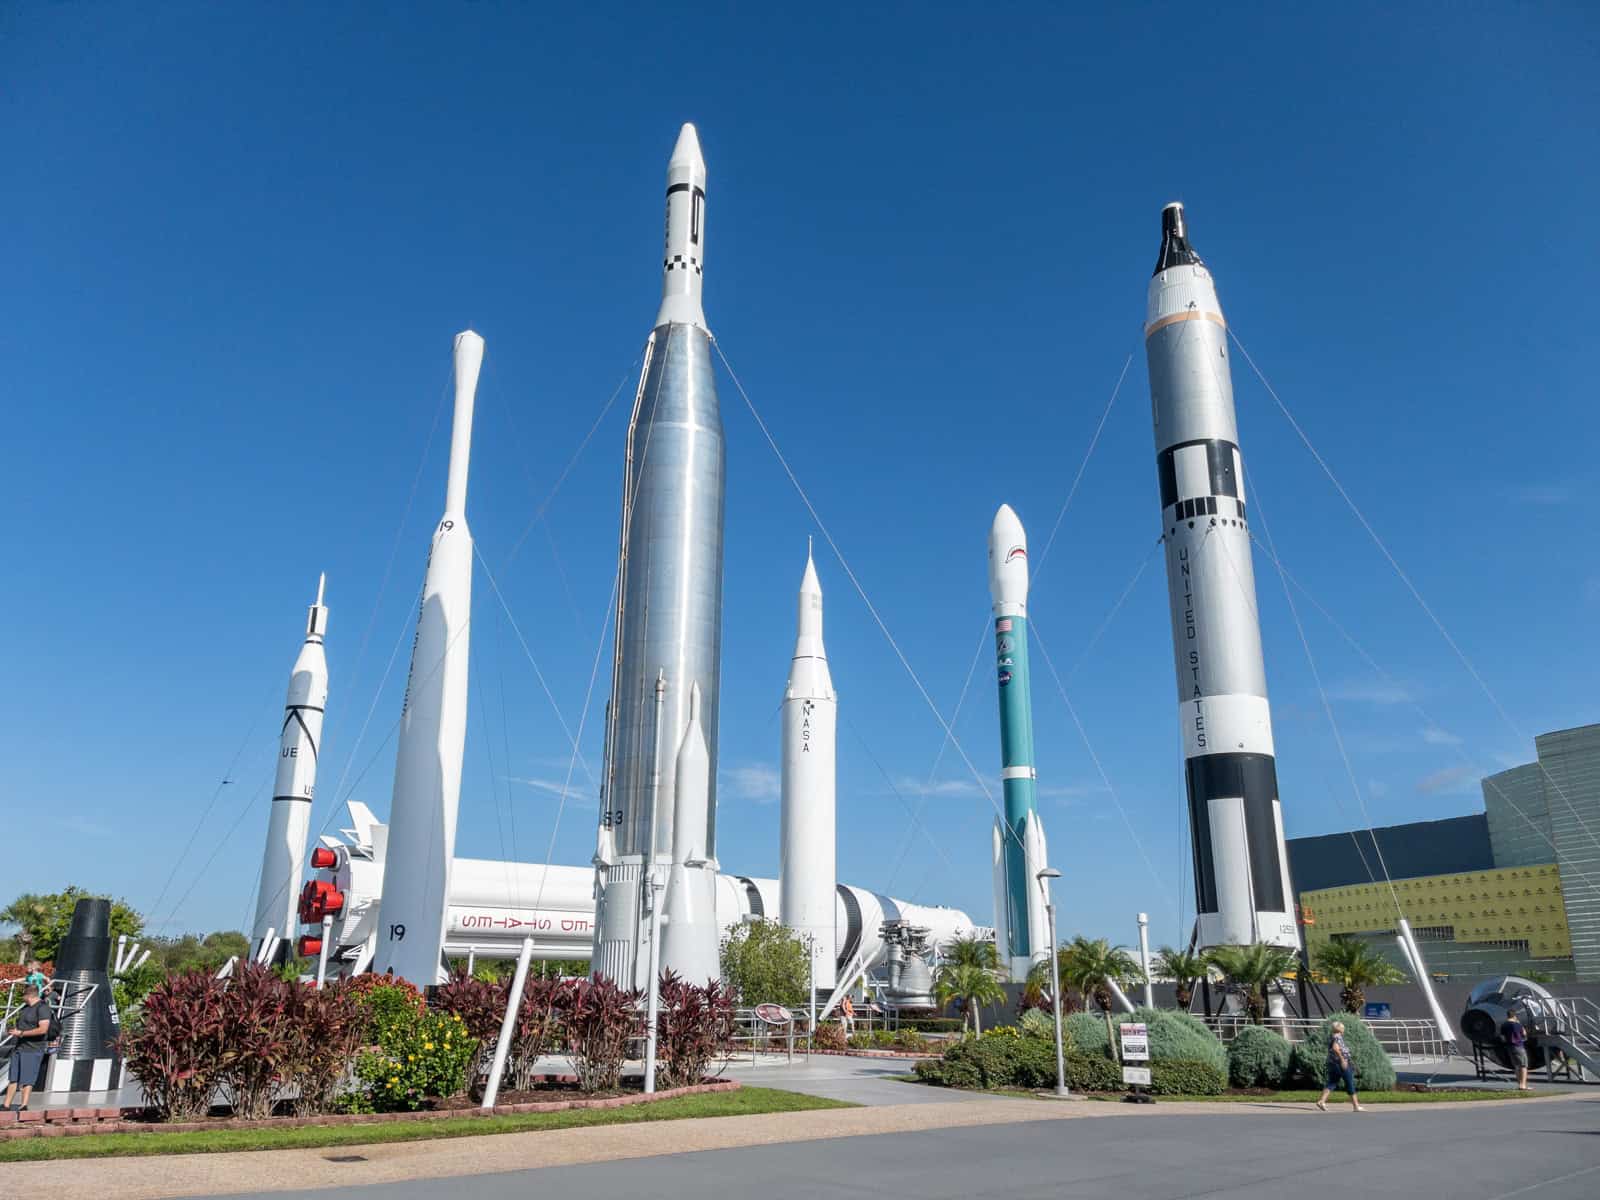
[990, 503, 1023, 548]
[989, 503, 1029, 606]
[1154, 201, 1202, 275]
[670, 123, 705, 175]
[800, 550, 822, 597]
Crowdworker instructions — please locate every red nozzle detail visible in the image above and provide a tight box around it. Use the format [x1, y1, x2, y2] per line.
[310, 847, 337, 870]
[298, 936, 323, 957]
[298, 879, 346, 923]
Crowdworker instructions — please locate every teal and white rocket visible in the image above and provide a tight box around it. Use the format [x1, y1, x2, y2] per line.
[988, 504, 1051, 979]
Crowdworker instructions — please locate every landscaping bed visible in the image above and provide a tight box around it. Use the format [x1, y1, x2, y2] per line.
[0, 1086, 852, 1161]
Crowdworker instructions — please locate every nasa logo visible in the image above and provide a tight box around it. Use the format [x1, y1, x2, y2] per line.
[998, 670, 1012, 686]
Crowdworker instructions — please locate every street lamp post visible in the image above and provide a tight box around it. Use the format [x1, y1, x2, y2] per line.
[1036, 867, 1067, 1098]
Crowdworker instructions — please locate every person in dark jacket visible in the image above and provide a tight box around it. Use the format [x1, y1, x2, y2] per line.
[1500, 1008, 1530, 1091]
[4, 983, 53, 1111]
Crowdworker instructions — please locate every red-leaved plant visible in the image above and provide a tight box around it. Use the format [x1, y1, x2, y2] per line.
[215, 963, 297, 1120]
[654, 970, 736, 1088]
[511, 977, 572, 1091]
[565, 975, 641, 1093]
[118, 969, 230, 1121]
[435, 968, 507, 1078]
[285, 980, 363, 1114]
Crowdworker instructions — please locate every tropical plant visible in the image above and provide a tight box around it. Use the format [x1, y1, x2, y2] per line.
[1018, 1007, 1057, 1040]
[1152, 946, 1209, 1011]
[1021, 953, 1080, 1016]
[718, 920, 809, 1007]
[942, 933, 999, 972]
[1, 887, 144, 961]
[933, 961, 1005, 1034]
[1063, 1007, 1227, 1074]
[510, 977, 572, 1091]
[655, 971, 737, 1088]
[435, 967, 507, 1076]
[1312, 938, 1406, 1013]
[1056, 936, 1144, 1051]
[214, 963, 298, 1120]
[285, 979, 363, 1114]
[349, 1009, 476, 1112]
[812, 1020, 848, 1051]
[348, 973, 426, 1043]
[117, 969, 231, 1121]
[565, 975, 642, 1093]
[1204, 943, 1298, 1024]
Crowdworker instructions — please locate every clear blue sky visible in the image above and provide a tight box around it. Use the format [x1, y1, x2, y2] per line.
[6, 3, 1596, 953]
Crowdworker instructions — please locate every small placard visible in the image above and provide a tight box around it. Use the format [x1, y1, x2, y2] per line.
[1119, 1022, 1150, 1062]
[754, 1003, 793, 1026]
[1363, 1002, 1391, 1020]
[1122, 1066, 1152, 1086]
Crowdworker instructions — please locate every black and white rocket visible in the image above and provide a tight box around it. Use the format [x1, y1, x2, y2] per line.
[375, 330, 484, 984]
[1145, 203, 1298, 951]
[251, 576, 329, 963]
[593, 124, 725, 989]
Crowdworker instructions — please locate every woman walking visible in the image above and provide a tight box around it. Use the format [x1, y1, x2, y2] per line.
[1317, 1021, 1366, 1112]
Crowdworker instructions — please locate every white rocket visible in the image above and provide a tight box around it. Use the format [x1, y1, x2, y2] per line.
[251, 576, 329, 961]
[779, 545, 838, 990]
[659, 683, 721, 983]
[375, 330, 483, 984]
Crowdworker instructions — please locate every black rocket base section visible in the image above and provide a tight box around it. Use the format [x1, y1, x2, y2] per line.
[1185, 752, 1287, 914]
[46, 897, 125, 1094]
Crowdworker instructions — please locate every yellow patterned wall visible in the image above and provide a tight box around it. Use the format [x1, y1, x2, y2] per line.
[1301, 864, 1571, 959]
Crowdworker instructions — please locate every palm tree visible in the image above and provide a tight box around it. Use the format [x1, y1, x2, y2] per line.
[1151, 946, 1209, 1011]
[942, 933, 999, 972]
[1205, 944, 1299, 1024]
[1313, 938, 1406, 1013]
[1057, 936, 1144, 1052]
[934, 962, 1005, 1034]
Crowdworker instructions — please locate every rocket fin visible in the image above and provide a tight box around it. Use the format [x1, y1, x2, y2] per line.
[1024, 811, 1051, 965]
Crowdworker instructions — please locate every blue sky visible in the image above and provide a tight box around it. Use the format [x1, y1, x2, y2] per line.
[5, 3, 1596, 953]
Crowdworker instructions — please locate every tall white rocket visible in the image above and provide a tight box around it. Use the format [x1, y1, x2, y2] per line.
[376, 330, 483, 985]
[780, 545, 837, 990]
[251, 576, 329, 960]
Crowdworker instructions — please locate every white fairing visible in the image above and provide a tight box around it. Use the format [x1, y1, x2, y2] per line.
[656, 123, 707, 329]
[252, 579, 329, 954]
[660, 684, 720, 983]
[1203, 796, 1256, 947]
[780, 549, 838, 989]
[987, 503, 1029, 617]
[376, 331, 483, 984]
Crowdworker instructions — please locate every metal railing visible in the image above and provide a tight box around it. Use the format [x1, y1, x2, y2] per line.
[1199, 1015, 1448, 1059]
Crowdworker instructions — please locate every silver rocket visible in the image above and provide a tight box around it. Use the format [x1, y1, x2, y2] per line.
[1145, 203, 1297, 950]
[779, 546, 838, 990]
[593, 124, 726, 988]
[376, 330, 484, 984]
[251, 575, 329, 962]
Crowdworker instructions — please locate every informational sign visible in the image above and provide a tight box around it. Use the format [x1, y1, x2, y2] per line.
[754, 1003, 793, 1026]
[1122, 1066, 1153, 1086]
[1119, 1022, 1150, 1062]
[1364, 1002, 1392, 1020]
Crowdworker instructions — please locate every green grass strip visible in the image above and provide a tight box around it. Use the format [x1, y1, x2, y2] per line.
[0, 1087, 855, 1162]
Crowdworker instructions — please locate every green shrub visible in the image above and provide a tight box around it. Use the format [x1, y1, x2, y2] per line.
[914, 1055, 982, 1089]
[1149, 1059, 1226, 1095]
[1062, 1007, 1225, 1075]
[813, 1021, 848, 1051]
[1228, 1025, 1293, 1088]
[926, 1028, 1057, 1089]
[1290, 1014, 1396, 1091]
[1063, 1053, 1124, 1091]
[348, 1009, 477, 1112]
[900, 1016, 966, 1033]
[1018, 1009, 1057, 1040]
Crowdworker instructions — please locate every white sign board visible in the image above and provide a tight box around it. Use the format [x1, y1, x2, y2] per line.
[1119, 1022, 1150, 1062]
[1122, 1065, 1152, 1086]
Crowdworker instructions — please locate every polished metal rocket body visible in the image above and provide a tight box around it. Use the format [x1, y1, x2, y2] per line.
[1145, 204, 1298, 951]
[593, 125, 726, 989]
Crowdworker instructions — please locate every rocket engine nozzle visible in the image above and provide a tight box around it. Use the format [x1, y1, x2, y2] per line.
[298, 879, 345, 923]
[297, 936, 323, 957]
[310, 847, 337, 870]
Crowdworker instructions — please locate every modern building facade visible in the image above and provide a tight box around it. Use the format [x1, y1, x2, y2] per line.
[1285, 722, 1600, 984]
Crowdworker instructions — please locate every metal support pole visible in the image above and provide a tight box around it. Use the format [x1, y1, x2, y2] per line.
[482, 936, 535, 1109]
[1047, 900, 1068, 1098]
[643, 878, 665, 1093]
[315, 915, 333, 988]
[1136, 912, 1153, 1010]
[807, 934, 817, 1040]
[467, 945, 477, 977]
